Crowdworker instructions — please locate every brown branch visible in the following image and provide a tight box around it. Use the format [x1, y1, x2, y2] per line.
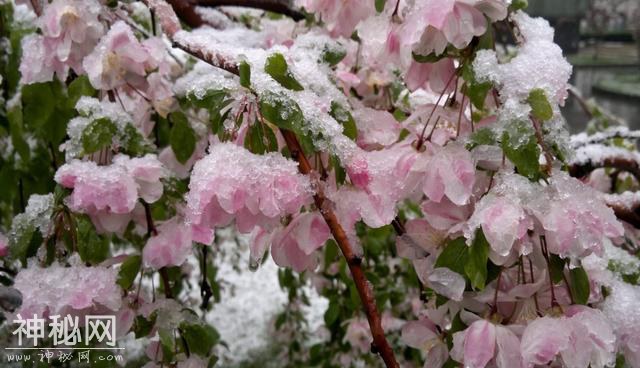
[280, 130, 399, 368]
[166, 0, 207, 28]
[567, 86, 593, 119]
[569, 156, 640, 183]
[159, 267, 174, 299]
[196, 0, 305, 21]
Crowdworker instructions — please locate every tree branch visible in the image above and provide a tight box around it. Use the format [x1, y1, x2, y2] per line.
[569, 155, 640, 183]
[166, 0, 207, 28]
[196, 0, 305, 21]
[280, 130, 399, 368]
[150, 2, 398, 365]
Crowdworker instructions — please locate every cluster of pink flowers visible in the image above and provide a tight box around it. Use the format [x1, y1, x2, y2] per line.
[142, 217, 193, 270]
[54, 154, 165, 233]
[9, 0, 640, 366]
[186, 143, 313, 244]
[20, 0, 104, 83]
[12, 261, 121, 319]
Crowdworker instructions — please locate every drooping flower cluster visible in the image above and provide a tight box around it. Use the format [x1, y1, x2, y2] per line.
[54, 154, 165, 233]
[186, 143, 313, 243]
[13, 260, 122, 318]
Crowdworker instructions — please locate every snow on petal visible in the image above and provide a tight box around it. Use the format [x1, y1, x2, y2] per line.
[13, 261, 121, 318]
[143, 217, 193, 270]
[520, 316, 571, 366]
[186, 143, 313, 235]
[423, 143, 476, 205]
[428, 267, 466, 302]
[466, 194, 532, 260]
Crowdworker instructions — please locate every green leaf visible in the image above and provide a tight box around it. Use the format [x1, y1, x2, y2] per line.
[477, 20, 494, 51]
[467, 127, 496, 149]
[133, 314, 155, 338]
[527, 89, 553, 121]
[509, 0, 528, 11]
[324, 300, 340, 326]
[501, 120, 541, 181]
[569, 266, 590, 305]
[82, 118, 117, 154]
[121, 123, 151, 156]
[77, 216, 110, 264]
[322, 45, 347, 66]
[434, 237, 469, 278]
[9, 223, 38, 265]
[117, 255, 141, 290]
[329, 101, 357, 140]
[462, 63, 492, 110]
[158, 327, 175, 362]
[239, 61, 251, 88]
[169, 111, 196, 164]
[375, 0, 386, 12]
[180, 322, 220, 357]
[464, 229, 490, 290]
[264, 53, 304, 91]
[330, 155, 347, 185]
[67, 75, 97, 109]
[21, 82, 55, 130]
[323, 239, 339, 268]
[549, 255, 566, 284]
[244, 121, 278, 155]
[259, 91, 305, 133]
[7, 105, 30, 161]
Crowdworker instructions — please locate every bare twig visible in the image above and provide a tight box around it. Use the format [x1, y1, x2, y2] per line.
[196, 0, 305, 21]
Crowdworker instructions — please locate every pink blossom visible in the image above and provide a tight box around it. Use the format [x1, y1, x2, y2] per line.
[405, 58, 456, 93]
[13, 261, 121, 318]
[423, 143, 476, 206]
[19, 0, 104, 83]
[400, 0, 487, 57]
[451, 320, 523, 368]
[352, 107, 401, 149]
[271, 212, 331, 272]
[54, 154, 165, 233]
[541, 173, 623, 261]
[143, 217, 193, 270]
[83, 21, 170, 92]
[296, 0, 374, 37]
[466, 195, 533, 262]
[0, 232, 8, 257]
[159, 139, 207, 179]
[421, 197, 472, 232]
[344, 319, 372, 354]
[113, 154, 166, 204]
[521, 307, 616, 368]
[396, 219, 446, 259]
[401, 318, 449, 368]
[186, 143, 313, 239]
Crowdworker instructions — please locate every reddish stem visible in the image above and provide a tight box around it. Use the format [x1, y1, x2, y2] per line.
[280, 130, 399, 368]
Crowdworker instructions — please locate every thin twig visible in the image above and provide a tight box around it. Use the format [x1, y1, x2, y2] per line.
[200, 245, 213, 309]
